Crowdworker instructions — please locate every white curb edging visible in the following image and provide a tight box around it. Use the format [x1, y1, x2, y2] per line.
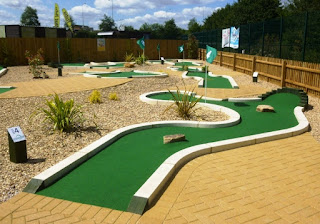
[0, 68, 8, 77]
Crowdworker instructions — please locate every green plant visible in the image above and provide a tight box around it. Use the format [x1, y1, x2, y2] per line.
[182, 65, 189, 71]
[89, 90, 102, 104]
[164, 84, 202, 119]
[25, 48, 44, 78]
[124, 53, 135, 62]
[186, 34, 198, 59]
[108, 92, 119, 101]
[202, 65, 208, 72]
[31, 93, 85, 132]
[135, 54, 148, 65]
[0, 39, 12, 67]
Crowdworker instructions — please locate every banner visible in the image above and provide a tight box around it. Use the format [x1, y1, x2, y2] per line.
[230, 27, 240, 49]
[222, 28, 230, 48]
[97, 39, 105, 51]
[62, 8, 73, 33]
[54, 3, 60, 28]
[178, 44, 184, 53]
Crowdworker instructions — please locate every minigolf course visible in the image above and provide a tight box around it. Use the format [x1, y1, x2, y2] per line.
[25, 86, 309, 214]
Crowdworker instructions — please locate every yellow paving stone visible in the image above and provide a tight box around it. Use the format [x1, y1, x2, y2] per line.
[102, 210, 122, 224]
[81, 205, 102, 220]
[0, 203, 20, 220]
[12, 208, 38, 219]
[25, 210, 51, 222]
[51, 200, 73, 214]
[41, 198, 63, 212]
[114, 212, 133, 224]
[72, 204, 92, 218]
[163, 216, 188, 224]
[92, 208, 112, 223]
[126, 214, 141, 224]
[15, 193, 37, 206]
[37, 213, 65, 224]
[53, 216, 81, 224]
[12, 216, 26, 224]
[73, 220, 95, 224]
[7, 192, 29, 204]
[0, 215, 12, 224]
[33, 197, 54, 209]
[61, 202, 82, 216]
[17, 195, 46, 211]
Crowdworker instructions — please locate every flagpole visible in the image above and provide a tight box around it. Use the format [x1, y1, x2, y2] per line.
[205, 60, 207, 104]
[143, 48, 144, 66]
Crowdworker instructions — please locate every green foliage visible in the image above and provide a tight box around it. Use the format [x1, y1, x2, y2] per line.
[163, 19, 183, 40]
[108, 92, 119, 101]
[124, 53, 135, 62]
[32, 93, 85, 132]
[202, 66, 209, 72]
[164, 84, 202, 120]
[188, 18, 202, 34]
[89, 90, 102, 104]
[25, 48, 44, 78]
[99, 14, 117, 31]
[186, 34, 198, 59]
[124, 25, 135, 31]
[182, 65, 189, 71]
[139, 19, 185, 39]
[74, 30, 98, 38]
[20, 6, 40, 26]
[0, 39, 12, 67]
[64, 15, 75, 30]
[135, 54, 148, 65]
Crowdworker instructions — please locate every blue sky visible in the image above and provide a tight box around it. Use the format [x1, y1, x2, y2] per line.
[0, 0, 235, 29]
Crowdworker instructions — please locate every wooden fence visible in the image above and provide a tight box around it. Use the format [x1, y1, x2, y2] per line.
[199, 49, 320, 97]
[0, 38, 187, 66]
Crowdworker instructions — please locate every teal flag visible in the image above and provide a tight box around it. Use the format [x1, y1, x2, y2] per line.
[137, 36, 145, 49]
[157, 43, 160, 51]
[206, 45, 217, 63]
[178, 44, 184, 53]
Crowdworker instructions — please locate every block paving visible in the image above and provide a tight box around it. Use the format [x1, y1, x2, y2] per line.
[1, 133, 320, 223]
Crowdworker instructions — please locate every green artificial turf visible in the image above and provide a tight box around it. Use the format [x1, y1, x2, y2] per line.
[92, 63, 124, 68]
[0, 66, 3, 70]
[174, 62, 195, 66]
[61, 63, 86, 66]
[187, 72, 233, 88]
[0, 87, 14, 94]
[37, 92, 300, 211]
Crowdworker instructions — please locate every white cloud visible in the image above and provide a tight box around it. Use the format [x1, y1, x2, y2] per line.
[68, 4, 103, 27]
[0, 10, 19, 25]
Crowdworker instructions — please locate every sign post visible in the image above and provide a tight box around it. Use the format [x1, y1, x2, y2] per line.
[57, 41, 62, 76]
[7, 126, 27, 163]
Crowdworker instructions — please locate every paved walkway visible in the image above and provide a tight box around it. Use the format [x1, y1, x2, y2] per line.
[0, 77, 131, 98]
[1, 133, 320, 223]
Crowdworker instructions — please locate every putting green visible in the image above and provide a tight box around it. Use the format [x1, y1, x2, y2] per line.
[37, 92, 300, 211]
[187, 72, 233, 89]
[0, 87, 14, 94]
[0, 66, 3, 70]
[91, 63, 124, 68]
[174, 62, 195, 66]
[61, 63, 85, 66]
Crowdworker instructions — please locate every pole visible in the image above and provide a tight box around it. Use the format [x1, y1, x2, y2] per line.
[205, 60, 207, 104]
[143, 49, 144, 66]
[57, 41, 60, 65]
[159, 49, 160, 60]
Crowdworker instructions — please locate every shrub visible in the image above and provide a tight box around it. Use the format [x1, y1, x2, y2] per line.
[25, 48, 44, 78]
[186, 34, 198, 59]
[182, 65, 189, 71]
[124, 53, 135, 62]
[89, 90, 102, 104]
[109, 92, 119, 101]
[164, 84, 202, 119]
[202, 65, 208, 72]
[31, 93, 85, 132]
[135, 54, 148, 65]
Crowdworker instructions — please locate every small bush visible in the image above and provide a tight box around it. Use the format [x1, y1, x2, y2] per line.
[109, 92, 119, 101]
[124, 62, 134, 68]
[25, 48, 44, 78]
[202, 65, 208, 72]
[31, 93, 85, 132]
[89, 90, 102, 104]
[124, 53, 135, 62]
[164, 84, 202, 119]
[182, 65, 189, 71]
[135, 54, 148, 65]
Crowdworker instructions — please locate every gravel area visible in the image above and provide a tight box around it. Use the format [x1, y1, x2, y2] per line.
[0, 62, 319, 204]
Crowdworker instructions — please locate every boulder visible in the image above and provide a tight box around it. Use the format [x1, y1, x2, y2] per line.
[163, 134, 186, 144]
[256, 105, 275, 112]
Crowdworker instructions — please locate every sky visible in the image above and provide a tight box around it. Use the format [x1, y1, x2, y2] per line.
[0, 0, 236, 30]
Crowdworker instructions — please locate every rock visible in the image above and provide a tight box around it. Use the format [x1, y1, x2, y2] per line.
[163, 134, 186, 144]
[124, 63, 134, 68]
[256, 105, 275, 112]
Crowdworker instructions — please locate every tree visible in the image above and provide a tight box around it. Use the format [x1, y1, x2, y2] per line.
[188, 18, 201, 34]
[139, 23, 164, 39]
[124, 25, 135, 31]
[284, 0, 320, 13]
[64, 15, 75, 30]
[163, 19, 182, 39]
[99, 14, 117, 31]
[20, 6, 40, 26]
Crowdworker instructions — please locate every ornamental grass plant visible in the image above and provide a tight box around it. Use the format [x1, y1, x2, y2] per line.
[31, 93, 85, 132]
[89, 90, 102, 104]
[165, 83, 202, 119]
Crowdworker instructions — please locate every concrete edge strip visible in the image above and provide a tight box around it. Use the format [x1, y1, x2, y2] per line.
[127, 106, 309, 214]
[0, 68, 8, 77]
[22, 99, 240, 194]
[177, 59, 202, 66]
[0, 86, 14, 89]
[82, 70, 168, 79]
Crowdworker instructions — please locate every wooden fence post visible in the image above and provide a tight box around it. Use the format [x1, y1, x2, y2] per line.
[281, 60, 287, 87]
[252, 56, 256, 73]
[220, 51, 223, 66]
[233, 53, 236, 71]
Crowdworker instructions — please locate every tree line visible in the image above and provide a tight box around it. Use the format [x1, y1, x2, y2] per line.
[19, 0, 320, 39]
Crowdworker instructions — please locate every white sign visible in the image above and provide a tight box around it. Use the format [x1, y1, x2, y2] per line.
[222, 28, 230, 48]
[8, 126, 26, 143]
